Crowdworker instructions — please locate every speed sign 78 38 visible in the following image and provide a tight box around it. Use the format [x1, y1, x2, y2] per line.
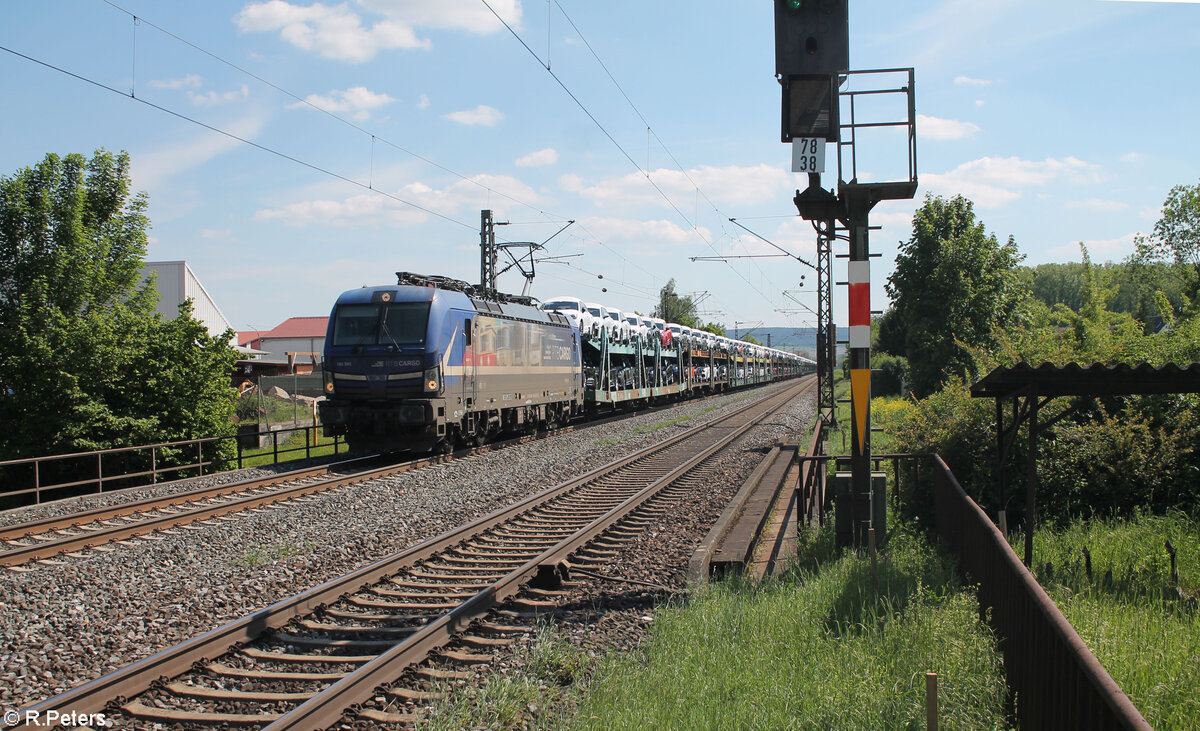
[792, 137, 826, 173]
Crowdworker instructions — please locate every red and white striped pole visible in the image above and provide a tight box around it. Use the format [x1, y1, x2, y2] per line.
[846, 203, 874, 547]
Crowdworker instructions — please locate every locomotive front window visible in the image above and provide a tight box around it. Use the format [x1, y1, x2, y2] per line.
[380, 302, 430, 345]
[332, 302, 430, 346]
[332, 304, 378, 346]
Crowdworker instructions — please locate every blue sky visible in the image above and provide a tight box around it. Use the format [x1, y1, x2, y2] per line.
[2, 0, 1198, 337]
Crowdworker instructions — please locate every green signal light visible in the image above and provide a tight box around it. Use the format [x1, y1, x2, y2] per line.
[785, 0, 804, 10]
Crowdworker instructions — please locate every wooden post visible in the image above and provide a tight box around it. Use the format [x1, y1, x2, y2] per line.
[925, 672, 938, 731]
[1025, 385, 1039, 567]
[869, 528, 878, 594]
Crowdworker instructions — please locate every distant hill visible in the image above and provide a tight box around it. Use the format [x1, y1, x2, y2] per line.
[732, 326, 819, 356]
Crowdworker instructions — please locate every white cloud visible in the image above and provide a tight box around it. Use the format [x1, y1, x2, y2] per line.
[201, 228, 234, 240]
[975, 99, 985, 107]
[235, 0, 522, 62]
[291, 85, 395, 120]
[253, 173, 541, 227]
[871, 211, 917, 231]
[417, 93, 430, 110]
[253, 192, 429, 227]
[188, 85, 250, 106]
[954, 76, 993, 86]
[443, 105, 505, 126]
[355, 0, 522, 34]
[576, 216, 707, 246]
[917, 114, 981, 141]
[572, 164, 791, 209]
[515, 148, 558, 167]
[235, 1, 430, 62]
[133, 112, 268, 190]
[1121, 151, 1142, 163]
[559, 173, 584, 192]
[923, 156, 1106, 207]
[148, 74, 203, 90]
[1065, 198, 1129, 212]
[1044, 233, 1139, 263]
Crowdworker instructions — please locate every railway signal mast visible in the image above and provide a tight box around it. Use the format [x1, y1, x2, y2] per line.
[774, 0, 917, 548]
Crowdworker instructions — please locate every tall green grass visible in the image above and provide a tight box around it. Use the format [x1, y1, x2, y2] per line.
[414, 625, 586, 731]
[1027, 512, 1200, 729]
[571, 525, 1008, 730]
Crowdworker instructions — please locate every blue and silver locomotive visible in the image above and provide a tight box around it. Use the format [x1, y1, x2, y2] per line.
[318, 273, 583, 453]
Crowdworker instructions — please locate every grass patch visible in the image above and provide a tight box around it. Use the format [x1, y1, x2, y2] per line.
[414, 625, 588, 731]
[631, 415, 696, 436]
[1027, 512, 1200, 729]
[231, 540, 317, 568]
[571, 523, 1008, 730]
[236, 433, 344, 468]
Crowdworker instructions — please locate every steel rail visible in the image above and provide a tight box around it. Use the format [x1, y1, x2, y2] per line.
[266, 381, 808, 729]
[1, 423, 582, 566]
[0, 387, 682, 563]
[0, 375, 787, 554]
[0, 458, 424, 567]
[0, 462, 346, 542]
[14, 377, 811, 729]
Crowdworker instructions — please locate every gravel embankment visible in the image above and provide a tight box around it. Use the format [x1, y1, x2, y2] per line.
[0, 383, 810, 711]
[398, 388, 818, 727]
[0, 460, 341, 531]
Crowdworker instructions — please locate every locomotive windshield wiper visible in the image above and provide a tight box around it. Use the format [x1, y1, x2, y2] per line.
[379, 312, 403, 351]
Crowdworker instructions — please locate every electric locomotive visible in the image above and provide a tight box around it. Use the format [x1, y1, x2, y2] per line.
[318, 273, 583, 453]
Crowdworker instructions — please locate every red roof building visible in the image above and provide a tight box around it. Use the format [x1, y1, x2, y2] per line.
[241, 317, 329, 372]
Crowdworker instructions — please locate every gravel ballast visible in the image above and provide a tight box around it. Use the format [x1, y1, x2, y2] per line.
[0, 382, 813, 711]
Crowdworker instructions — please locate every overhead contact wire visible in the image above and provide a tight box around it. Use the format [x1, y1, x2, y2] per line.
[0, 43, 475, 231]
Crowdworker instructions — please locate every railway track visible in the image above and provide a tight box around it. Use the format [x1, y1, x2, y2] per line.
[0, 382, 775, 569]
[0, 457, 412, 570]
[14, 378, 811, 730]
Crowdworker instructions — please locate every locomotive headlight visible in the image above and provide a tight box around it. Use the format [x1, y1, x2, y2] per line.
[423, 365, 441, 393]
[323, 370, 335, 394]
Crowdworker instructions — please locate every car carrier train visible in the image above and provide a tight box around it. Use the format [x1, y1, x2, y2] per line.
[318, 272, 814, 453]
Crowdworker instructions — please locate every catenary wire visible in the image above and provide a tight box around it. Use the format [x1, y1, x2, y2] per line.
[482, 0, 787, 321]
[0, 42, 477, 231]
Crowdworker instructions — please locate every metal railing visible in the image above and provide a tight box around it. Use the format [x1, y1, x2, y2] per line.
[930, 455, 1150, 730]
[0, 425, 346, 507]
[796, 417, 827, 525]
[794, 449, 1151, 728]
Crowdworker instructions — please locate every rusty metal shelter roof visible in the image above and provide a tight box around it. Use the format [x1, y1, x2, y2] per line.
[970, 362, 1200, 399]
[971, 361, 1200, 568]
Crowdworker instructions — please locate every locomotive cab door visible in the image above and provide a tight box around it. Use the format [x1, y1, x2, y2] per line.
[463, 316, 477, 411]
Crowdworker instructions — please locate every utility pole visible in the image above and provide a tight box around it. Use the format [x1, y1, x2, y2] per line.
[480, 209, 497, 295]
[775, 0, 917, 548]
[815, 221, 836, 427]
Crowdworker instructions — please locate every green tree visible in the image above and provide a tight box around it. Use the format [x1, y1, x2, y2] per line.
[875, 307, 906, 357]
[0, 150, 238, 460]
[1024, 259, 1191, 330]
[652, 278, 699, 327]
[1028, 262, 1085, 312]
[1136, 179, 1200, 296]
[885, 194, 1025, 398]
